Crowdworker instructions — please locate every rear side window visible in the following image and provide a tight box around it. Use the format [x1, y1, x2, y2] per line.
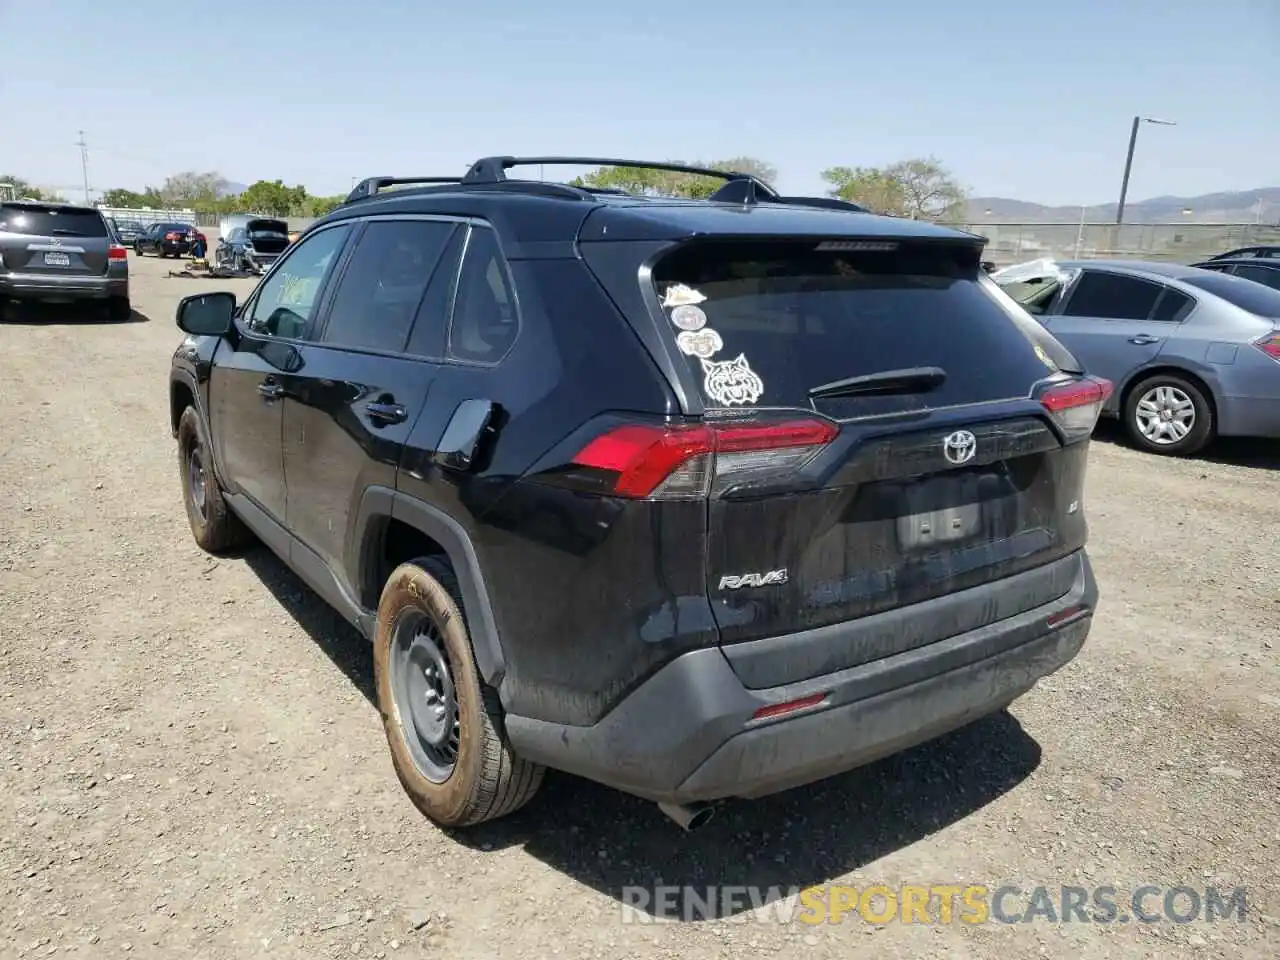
[448, 227, 519, 363]
[1150, 288, 1194, 322]
[649, 239, 1068, 415]
[1231, 264, 1280, 290]
[1062, 271, 1161, 320]
[322, 219, 457, 353]
[0, 204, 107, 238]
[1183, 272, 1280, 318]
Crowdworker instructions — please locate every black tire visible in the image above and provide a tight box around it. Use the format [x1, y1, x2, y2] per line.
[374, 557, 544, 828]
[133, 243, 144, 256]
[108, 296, 131, 323]
[176, 406, 253, 552]
[1122, 372, 1214, 456]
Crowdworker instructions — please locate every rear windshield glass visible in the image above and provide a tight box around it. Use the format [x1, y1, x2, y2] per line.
[0, 204, 107, 238]
[1183, 272, 1280, 317]
[650, 240, 1077, 416]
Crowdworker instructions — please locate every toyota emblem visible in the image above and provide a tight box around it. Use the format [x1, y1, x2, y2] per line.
[943, 430, 977, 465]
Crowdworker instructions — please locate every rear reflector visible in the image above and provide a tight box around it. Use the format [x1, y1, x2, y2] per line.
[1046, 604, 1087, 627]
[1253, 332, 1280, 362]
[752, 692, 828, 721]
[108, 244, 127, 261]
[570, 418, 838, 499]
[1039, 376, 1112, 442]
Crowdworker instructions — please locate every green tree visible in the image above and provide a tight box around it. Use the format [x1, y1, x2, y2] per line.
[101, 187, 165, 208]
[0, 175, 51, 201]
[573, 156, 779, 199]
[238, 179, 309, 216]
[303, 194, 346, 218]
[821, 157, 967, 221]
[160, 171, 228, 209]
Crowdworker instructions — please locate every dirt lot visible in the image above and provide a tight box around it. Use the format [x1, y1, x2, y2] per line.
[2, 251, 1278, 960]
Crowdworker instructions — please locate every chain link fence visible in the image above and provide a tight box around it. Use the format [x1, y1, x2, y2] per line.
[961, 222, 1280, 267]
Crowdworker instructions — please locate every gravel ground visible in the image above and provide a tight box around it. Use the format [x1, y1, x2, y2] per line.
[2, 252, 1278, 960]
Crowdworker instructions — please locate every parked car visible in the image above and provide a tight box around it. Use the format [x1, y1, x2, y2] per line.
[108, 217, 147, 245]
[1205, 245, 1280, 261]
[1190, 256, 1280, 292]
[0, 200, 130, 320]
[169, 155, 1106, 831]
[135, 221, 199, 257]
[214, 215, 290, 274]
[991, 259, 1280, 456]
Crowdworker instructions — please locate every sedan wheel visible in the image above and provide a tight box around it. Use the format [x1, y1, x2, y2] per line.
[1122, 373, 1214, 456]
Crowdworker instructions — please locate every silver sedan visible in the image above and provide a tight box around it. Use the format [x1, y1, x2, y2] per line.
[991, 259, 1280, 456]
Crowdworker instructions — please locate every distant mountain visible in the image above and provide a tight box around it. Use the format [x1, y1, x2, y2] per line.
[218, 181, 248, 198]
[968, 186, 1280, 224]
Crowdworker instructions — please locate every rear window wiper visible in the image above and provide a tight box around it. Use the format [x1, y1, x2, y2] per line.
[808, 366, 947, 400]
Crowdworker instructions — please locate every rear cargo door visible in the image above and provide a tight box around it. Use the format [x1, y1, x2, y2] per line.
[646, 238, 1093, 656]
[0, 203, 110, 275]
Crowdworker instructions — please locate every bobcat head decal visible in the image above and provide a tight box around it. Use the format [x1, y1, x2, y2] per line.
[700, 353, 765, 407]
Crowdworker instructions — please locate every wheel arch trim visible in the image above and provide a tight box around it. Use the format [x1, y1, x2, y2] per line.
[354, 485, 507, 688]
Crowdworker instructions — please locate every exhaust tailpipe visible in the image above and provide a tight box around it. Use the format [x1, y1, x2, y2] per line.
[658, 801, 716, 831]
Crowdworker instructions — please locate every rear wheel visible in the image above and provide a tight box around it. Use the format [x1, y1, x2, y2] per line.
[176, 406, 253, 552]
[1123, 373, 1214, 456]
[374, 558, 544, 828]
[108, 296, 131, 323]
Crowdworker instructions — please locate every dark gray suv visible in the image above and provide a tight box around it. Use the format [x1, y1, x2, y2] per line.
[0, 201, 130, 320]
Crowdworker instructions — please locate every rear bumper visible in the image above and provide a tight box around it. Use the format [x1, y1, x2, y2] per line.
[506, 550, 1097, 805]
[0, 274, 127, 301]
[1218, 395, 1280, 439]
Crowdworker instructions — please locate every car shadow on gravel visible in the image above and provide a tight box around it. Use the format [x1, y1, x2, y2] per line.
[1, 301, 151, 324]
[241, 545, 1043, 919]
[461, 711, 1041, 918]
[1092, 421, 1280, 471]
[242, 547, 375, 704]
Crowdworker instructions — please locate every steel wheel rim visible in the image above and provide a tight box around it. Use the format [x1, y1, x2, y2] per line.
[187, 445, 207, 518]
[1135, 385, 1195, 445]
[389, 609, 460, 783]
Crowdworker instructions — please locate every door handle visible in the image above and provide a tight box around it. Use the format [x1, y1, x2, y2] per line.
[257, 380, 282, 399]
[365, 401, 408, 425]
[1128, 334, 1160, 345]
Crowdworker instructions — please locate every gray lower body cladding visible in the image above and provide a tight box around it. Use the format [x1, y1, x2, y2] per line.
[504, 549, 1097, 804]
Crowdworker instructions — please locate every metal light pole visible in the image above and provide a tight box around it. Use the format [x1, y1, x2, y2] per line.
[1115, 116, 1176, 224]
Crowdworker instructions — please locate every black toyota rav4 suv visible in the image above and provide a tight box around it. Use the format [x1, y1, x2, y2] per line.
[169, 156, 1106, 831]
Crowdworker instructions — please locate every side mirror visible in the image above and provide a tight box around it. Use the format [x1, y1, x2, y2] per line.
[176, 291, 236, 336]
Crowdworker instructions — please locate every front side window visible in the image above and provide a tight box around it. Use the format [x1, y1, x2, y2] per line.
[244, 225, 350, 339]
[1061, 271, 1162, 320]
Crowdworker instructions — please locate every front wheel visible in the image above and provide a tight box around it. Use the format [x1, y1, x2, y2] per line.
[176, 406, 253, 552]
[374, 558, 544, 828]
[1123, 373, 1214, 456]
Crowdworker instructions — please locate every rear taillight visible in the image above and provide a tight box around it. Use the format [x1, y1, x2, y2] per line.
[567, 417, 838, 499]
[1253, 332, 1280, 362]
[1039, 376, 1112, 442]
[108, 244, 127, 261]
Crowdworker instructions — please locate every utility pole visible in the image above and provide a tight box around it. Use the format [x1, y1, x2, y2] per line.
[76, 130, 90, 203]
[1115, 116, 1176, 225]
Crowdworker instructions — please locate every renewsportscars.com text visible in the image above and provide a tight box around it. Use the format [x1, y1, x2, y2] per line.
[619, 884, 1248, 925]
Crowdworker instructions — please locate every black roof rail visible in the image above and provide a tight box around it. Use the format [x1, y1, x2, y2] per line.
[344, 176, 462, 204]
[462, 155, 778, 194]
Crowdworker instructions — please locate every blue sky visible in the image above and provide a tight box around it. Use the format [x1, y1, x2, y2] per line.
[1, 0, 1276, 205]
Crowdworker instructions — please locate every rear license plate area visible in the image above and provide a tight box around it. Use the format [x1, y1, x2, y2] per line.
[897, 502, 981, 549]
[894, 471, 1008, 551]
[44, 252, 70, 267]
